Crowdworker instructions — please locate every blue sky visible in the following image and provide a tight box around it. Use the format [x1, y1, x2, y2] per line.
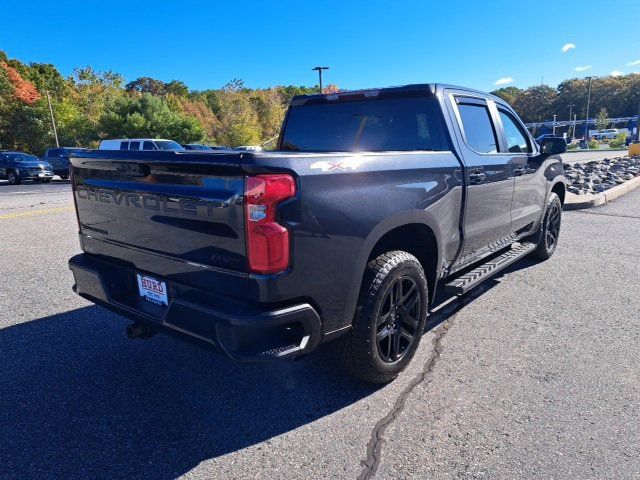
[1, 0, 639, 92]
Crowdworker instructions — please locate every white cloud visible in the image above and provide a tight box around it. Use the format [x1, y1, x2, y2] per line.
[574, 65, 592, 72]
[494, 77, 514, 86]
[627, 59, 640, 66]
[561, 43, 576, 53]
[610, 70, 624, 77]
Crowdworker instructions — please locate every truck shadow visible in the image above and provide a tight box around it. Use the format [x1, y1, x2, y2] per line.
[0, 257, 538, 479]
[0, 306, 378, 480]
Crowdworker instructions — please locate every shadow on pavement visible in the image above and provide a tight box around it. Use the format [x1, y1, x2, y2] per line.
[0, 256, 538, 479]
[0, 306, 378, 480]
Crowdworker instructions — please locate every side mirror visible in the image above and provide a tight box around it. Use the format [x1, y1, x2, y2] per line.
[538, 137, 566, 155]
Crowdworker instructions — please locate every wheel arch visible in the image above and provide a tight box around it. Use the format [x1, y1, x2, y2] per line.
[342, 212, 443, 327]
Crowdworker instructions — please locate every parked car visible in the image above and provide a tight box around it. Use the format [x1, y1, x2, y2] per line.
[98, 139, 184, 151]
[0, 151, 54, 184]
[233, 145, 263, 151]
[68, 83, 566, 383]
[593, 129, 618, 140]
[44, 147, 87, 179]
[181, 144, 213, 151]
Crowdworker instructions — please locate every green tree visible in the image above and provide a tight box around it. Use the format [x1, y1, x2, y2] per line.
[491, 86, 522, 105]
[596, 107, 609, 131]
[99, 93, 204, 142]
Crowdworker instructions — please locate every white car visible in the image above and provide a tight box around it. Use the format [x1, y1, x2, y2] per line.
[99, 139, 184, 151]
[233, 145, 263, 152]
[593, 129, 618, 140]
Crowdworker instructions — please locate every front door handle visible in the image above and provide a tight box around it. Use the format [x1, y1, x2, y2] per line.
[469, 169, 486, 184]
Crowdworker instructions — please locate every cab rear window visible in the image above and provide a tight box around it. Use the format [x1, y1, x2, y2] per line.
[280, 96, 449, 152]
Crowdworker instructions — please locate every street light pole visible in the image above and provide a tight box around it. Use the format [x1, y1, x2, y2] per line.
[583, 76, 592, 142]
[312, 66, 329, 93]
[552, 114, 557, 135]
[46, 90, 59, 148]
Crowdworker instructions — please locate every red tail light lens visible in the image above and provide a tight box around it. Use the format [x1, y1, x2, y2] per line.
[245, 174, 296, 274]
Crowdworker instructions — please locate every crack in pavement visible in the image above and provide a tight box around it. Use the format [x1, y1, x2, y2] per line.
[572, 210, 640, 220]
[357, 285, 491, 480]
[357, 320, 451, 480]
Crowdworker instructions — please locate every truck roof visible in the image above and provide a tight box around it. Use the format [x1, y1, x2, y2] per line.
[290, 83, 505, 106]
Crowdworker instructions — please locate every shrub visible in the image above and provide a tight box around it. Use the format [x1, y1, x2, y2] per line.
[608, 133, 627, 149]
[587, 139, 599, 149]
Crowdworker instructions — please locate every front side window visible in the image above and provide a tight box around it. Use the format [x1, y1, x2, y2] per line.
[280, 96, 449, 152]
[143, 141, 157, 150]
[498, 110, 530, 153]
[456, 102, 498, 154]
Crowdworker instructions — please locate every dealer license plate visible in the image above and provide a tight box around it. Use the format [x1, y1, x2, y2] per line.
[136, 274, 168, 307]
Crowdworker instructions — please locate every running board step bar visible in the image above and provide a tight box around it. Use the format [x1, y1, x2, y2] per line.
[443, 242, 536, 295]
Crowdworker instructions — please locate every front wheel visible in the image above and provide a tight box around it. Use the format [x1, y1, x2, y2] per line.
[334, 250, 429, 384]
[531, 192, 562, 260]
[7, 170, 20, 185]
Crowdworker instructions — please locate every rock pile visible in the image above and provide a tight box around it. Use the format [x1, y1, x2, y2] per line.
[564, 155, 640, 195]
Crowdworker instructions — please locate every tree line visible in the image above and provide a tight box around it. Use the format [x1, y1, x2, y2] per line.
[492, 75, 640, 129]
[1, 49, 639, 154]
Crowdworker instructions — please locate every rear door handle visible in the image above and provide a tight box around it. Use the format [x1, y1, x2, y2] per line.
[469, 169, 486, 184]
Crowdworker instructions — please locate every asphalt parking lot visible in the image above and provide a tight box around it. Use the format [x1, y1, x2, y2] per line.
[0, 178, 639, 479]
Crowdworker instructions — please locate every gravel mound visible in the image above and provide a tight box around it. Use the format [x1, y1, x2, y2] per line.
[564, 155, 640, 195]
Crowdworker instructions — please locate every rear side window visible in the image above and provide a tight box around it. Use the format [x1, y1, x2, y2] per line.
[129, 141, 140, 151]
[498, 109, 530, 153]
[143, 141, 157, 150]
[456, 102, 498, 154]
[120, 142, 129, 150]
[280, 96, 449, 152]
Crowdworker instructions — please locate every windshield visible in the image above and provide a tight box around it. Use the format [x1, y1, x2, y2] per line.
[13, 153, 40, 163]
[154, 141, 184, 151]
[280, 96, 449, 152]
[63, 148, 85, 154]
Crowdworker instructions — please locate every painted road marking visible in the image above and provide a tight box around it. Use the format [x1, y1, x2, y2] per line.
[0, 206, 74, 221]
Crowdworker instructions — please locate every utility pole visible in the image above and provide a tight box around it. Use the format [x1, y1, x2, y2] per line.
[636, 93, 640, 142]
[46, 90, 59, 148]
[572, 114, 577, 141]
[312, 66, 329, 93]
[583, 76, 592, 142]
[552, 114, 557, 135]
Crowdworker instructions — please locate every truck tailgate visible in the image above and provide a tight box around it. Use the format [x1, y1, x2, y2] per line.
[70, 151, 247, 274]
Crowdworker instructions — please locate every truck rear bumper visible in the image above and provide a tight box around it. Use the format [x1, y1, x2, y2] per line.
[69, 253, 322, 362]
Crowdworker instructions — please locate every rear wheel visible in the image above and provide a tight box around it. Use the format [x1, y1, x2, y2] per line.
[59, 174, 69, 180]
[531, 192, 562, 260]
[7, 170, 20, 185]
[42, 178, 52, 183]
[335, 250, 428, 384]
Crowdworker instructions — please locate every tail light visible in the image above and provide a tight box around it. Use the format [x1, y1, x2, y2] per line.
[245, 174, 296, 274]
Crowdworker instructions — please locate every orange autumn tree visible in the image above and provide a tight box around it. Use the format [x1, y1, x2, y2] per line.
[0, 61, 40, 104]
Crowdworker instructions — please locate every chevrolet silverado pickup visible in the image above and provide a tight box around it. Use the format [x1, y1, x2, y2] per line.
[68, 84, 567, 383]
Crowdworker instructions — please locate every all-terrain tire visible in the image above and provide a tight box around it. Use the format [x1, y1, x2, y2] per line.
[531, 192, 562, 260]
[334, 250, 429, 384]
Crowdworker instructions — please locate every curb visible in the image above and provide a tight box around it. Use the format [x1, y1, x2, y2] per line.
[564, 175, 640, 210]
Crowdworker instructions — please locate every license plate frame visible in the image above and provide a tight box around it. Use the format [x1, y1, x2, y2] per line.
[136, 274, 169, 307]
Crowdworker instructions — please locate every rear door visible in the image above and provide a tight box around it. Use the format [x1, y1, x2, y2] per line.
[445, 91, 515, 262]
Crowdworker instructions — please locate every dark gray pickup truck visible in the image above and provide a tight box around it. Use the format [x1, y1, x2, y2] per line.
[68, 84, 566, 383]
